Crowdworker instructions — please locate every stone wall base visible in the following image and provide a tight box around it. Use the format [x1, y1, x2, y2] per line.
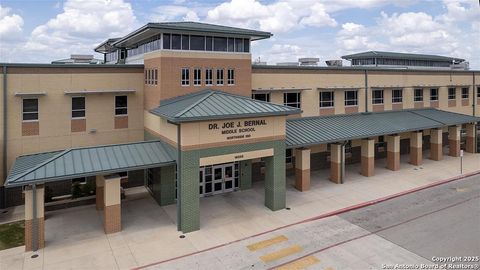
[295, 168, 310, 191]
[449, 139, 460, 157]
[330, 162, 341, 184]
[25, 218, 45, 251]
[430, 143, 443, 161]
[409, 146, 422, 166]
[104, 204, 121, 234]
[360, 156, 374, 177]
[386, 151, 400, 171]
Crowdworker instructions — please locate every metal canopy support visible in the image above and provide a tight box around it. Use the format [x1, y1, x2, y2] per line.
[31, 184, 38, 252]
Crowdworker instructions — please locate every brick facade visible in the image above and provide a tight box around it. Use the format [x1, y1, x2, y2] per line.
[22, 121, 39, 136]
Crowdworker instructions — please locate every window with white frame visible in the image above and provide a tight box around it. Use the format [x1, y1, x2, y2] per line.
[372, 89, 384, 104]
[319, 91, 334, 107]
[227, 69, 235, 85]
[115, 96, 128, 116]
[216, 69, 224, 85]
[344, 90, 358, 106]
[414, 88, 423, 102]
[72, 97, 85, 119]
[392, 89, 403, 103]
[462, 87, 469, 99]
[430, 88, 438, 101]
[283, 92, 301, 108]
[144, 70, 148, 84]
[22, 98, 38, 121]
[205, 68, 213, 85]
[193, 68, 201, 86]
[448, 88, 456, 100]
[181, 68, 190, 86]
[252, 93, 270, 102]
[153, 69, 158, 85]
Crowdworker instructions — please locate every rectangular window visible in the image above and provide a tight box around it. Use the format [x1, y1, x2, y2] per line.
[372, 89, 384, 104]
[216, 69, 224, 85]
[181, 35, 189, 50]
[478, 87, 480, 98]
[205, 68, 213, 85]
[163, 33, 171, 49]
[286, 149, 292, 164]
[154, 69, 158, 85]
[284, 92, 301, 108]
[344, 90, 358, 106]
[252, 93, 270, 102]
[430, 88, 438, 101]
[244, 39, 250, 52]
[181, 68, 190, 86]
[319, 91, 334, 107]
[448, 88, 456, 100]
[190, 35, 205, 50]
[22, 98, 38, 121]
[193, 68, 201, 86]
[462, 87, 469, 99]
[213, 37, 227, 51]
[227, 69, 235, 85]
[144, 70, 148, 84]
[392, 89, 403, 103]
[71, 97, 85, 119]
[414, 88, 423, 102]
[171, 34, 181, 49]
[227, 38, 234, 52]
[115, 96, 128, 116]
[148, 69, 152, 85]
[206, 36, 213, 51]
[235, 38, 244, 52]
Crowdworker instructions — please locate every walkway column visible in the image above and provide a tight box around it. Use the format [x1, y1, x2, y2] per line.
[239, 160, 252, 190]
[410, 131, 423, 166]
[466, 124, 477, 153]
[264, 141, 286, 211]
[103, 174, 121, 234]
[330, 143, 344, 184]
[24, 184, 45, 251]
[448, 125, 461, 157]
[386, 135, 400, 171]
[360, 139, 374, 177]
[95, 175, 105, 210]
[295, 148, 311, 191]
[430, 128, 443, 161]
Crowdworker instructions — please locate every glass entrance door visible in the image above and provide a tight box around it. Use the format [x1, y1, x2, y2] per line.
[212, 165, 224, 195]
[199, 162, 238, 197]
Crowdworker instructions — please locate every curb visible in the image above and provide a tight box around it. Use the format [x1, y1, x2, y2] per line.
[134, 170, 480, 269]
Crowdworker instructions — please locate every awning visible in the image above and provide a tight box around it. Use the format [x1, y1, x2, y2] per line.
[5, 140, 176, 187]
[286, 108, 480, 148]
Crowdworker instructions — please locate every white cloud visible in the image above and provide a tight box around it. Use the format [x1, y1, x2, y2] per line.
[150, 5, 200, 22]
[299, 3, 337, 27]
[0, 5, 24, 41]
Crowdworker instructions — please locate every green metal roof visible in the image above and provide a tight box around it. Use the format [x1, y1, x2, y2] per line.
[286, 109, 480, 148]
[341, 51, 464, 62]
[150, 89, 302, 123]
[5, 140, 176, 187]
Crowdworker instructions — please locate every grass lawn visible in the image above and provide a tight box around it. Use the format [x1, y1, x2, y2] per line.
[0, 221, 24, 250]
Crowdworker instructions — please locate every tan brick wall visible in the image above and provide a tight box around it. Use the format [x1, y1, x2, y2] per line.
[71, 118, 86, 133]
[22, 121, 39, 136]
[114, 116, 128, 129]
[104, 204, 121, 234]
[24, 218, 45, 251]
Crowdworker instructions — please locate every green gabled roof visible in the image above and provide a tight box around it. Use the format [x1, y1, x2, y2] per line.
[341, 51, 464, 62]
[5, 140, 176, 187]
[286, 109, 479, 148]
[150, 90, 301, 123]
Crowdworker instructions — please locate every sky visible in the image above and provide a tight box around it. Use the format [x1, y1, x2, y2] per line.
[0, 0, 479, 68]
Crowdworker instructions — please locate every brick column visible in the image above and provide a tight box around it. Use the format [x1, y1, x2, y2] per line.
[103, 175, 121, 234]
[24, 185, 45, 251]
[465, 124, 477, 153]
[448, 125, 461, 157]
[360, 139, 374, 177]
[295, 148, 311, 191]
[95, 175, 105, 210]
[264, 141, 286, 211]
[386, 135, 400, 171]
[330, 143, 343, 184]
[409, 131, 423, 166]
[430, 128, 443, 161]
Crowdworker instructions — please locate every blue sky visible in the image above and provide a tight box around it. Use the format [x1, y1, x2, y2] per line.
[1, 0, 479, 67]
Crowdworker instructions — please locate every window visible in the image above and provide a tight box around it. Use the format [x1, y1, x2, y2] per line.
[344, 90, 358, 106]
[163, 33, 171, 49]
[115, 96, 128, 116]
[227, 38, 234, 52]
[414, 88, 423, 102]
[193, 68, 201, 86]
[252, 93, 270, 102]
[235, 38, 244, 52]
[227, 69, 235, 85]
[392, 89, 403, 103]
[190, 35, 205, 51]
[22, 98, 38, 121]
[462, 87, 469, 99]
[286, 149, 292, 164]
[144, 70, 148, 84]
[72, 97, 85, 119]
[216, 69, 224, 85]
[478, 87, 480, 98]
[284, 92, 301, 108]
[154, 69, 158, 85]
[448, 88, 456, 100]
[206, 36, 213, 51]
[244, 39, 250, 52]
[205, 68, 213, 85]
[171, 34, 181, 49]
[319, 91, 334, 107]
[213, 37, 227, 51]
[181, 68, 190, 86]
[181, 35, 189, 50]
[372, 89, 384, 104]
[430, 88, 438, 101]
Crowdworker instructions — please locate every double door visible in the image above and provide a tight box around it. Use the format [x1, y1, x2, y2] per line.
[199, 162, 238, 197]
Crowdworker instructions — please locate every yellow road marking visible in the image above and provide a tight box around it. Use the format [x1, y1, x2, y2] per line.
[324, 267, 335, 270]
[275, 256, 320, 270]
[260, 245, 303, 263]
[247, 235, 288, 251]
[456, 188, 469, 192]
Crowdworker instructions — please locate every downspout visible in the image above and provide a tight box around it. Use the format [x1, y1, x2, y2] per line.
[174, 122, 182, 232]
[2, 65, 7, 209]
[364, 69, 369, 113]
[340, 141, 348, 184]
[473, 71, 476, 117]
[32, 184, 38, 251]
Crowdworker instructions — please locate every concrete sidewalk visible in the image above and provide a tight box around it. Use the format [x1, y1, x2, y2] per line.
[0, 151, 479, 270]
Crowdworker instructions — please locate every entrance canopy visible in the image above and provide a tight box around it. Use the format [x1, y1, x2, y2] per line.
[286, 108, 480, 148]
[5, 140, 176, 187]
